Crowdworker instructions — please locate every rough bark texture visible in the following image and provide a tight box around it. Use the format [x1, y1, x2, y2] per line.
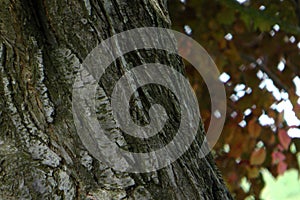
[0, 0, 233, 199]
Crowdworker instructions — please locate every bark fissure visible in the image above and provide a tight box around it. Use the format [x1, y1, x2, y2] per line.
[0, 0, 233, 199]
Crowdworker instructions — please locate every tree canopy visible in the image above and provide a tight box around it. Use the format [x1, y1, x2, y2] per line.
[169, 0, 300, 199]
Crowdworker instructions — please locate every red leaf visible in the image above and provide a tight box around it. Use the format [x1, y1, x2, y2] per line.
[227, 172, 238, 183]
[276, 144, 284, 152]
[272, 151, 286, 165]
[278, 129, 291, 150]
[277, 161, 287, 175]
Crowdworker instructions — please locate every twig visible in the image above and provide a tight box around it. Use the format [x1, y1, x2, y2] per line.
[240, 54, 289, 92]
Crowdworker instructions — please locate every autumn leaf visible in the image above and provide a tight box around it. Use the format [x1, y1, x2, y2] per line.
[276, 144, 284, 152]
[228, 128, 244, 158]
[248, 118, 261, 138]
[278, 129, 291, 150]
[271, 151, 286, 165]
[227, 171, 239, 184]
[247, 166, 260, 179]
[277, 161, 288, 175]
[250, 148, 266, 165]
[293, 104, 300, 119]
[260, 128, 276, 146]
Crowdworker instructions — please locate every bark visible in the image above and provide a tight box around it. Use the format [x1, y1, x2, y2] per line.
[0, 0, 233, 199]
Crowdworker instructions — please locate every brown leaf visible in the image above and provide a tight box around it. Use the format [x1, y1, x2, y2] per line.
[293, 104, 300, 119]
[248, 118, 261, 138]
[250, 148, 266, 165]
[260, 128, 275, 146]
[247, 166, 260, 179]
[228, 128, 244, 158]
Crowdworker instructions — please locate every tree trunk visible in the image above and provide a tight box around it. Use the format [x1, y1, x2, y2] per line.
[0, 0, 233, 199]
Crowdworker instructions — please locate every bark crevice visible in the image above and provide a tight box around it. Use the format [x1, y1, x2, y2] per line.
[0, 0, 233, 199]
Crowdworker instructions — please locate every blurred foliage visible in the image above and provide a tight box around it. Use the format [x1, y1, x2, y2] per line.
[168, 0, 300, 199]
[261, 169, 300, 199]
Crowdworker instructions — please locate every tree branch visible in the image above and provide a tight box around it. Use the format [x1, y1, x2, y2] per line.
[240, 54, 289, 92]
